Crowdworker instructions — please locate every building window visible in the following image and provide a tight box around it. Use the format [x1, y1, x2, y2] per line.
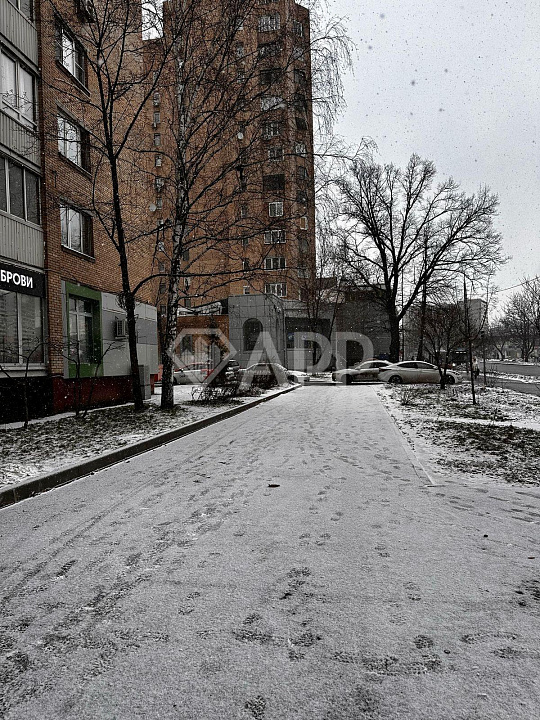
[258, 42, 281, 58]
[265, 256, 286, 270]
[267, 146, 284, 161]
[296, 190, 308, 205]
[243, 318, 263, 352]
[55, 22, 86, 85]
[263, 174, 285, 192]
[258, 14, 280, 32]
[294, 69, 307, 86]
[299, 215, 308, 230]
[155, 154, 162, 167]
[261, 95, 284, 111]
[297, 166, 308, 181]
[265, 282, 287, 297]
[260, 68, 282, 86]
[268, 201, 283, 217]
[153, 91, 161, 105]
[57, 115, 89, 169]
[293, 21, 304, 37]
[153, 111, 161, 125]
[239, 204, 248, 218]
[153, 133, 161, 146]
[297, 266, 309, 278]
[264, 229, 285, 244]
[234, 16, 244, 31]
[182, 249, 190, 261]
[0, 50, 36, 126]
[60, 205, 93, 256]
[235, 43, 245, 58]
[236, 70, 246, 84]
[263, 121, 281, 138]
[295, 142, 307, 157]
[184, 298, 192, 309]
[243, 286, 251, 295]
[68, 295, 99, 367]
[155, 177, 165, 191]
[0, 289, 44, 364]
[295, 116, 308, 131]
[7, 0, 33, 18]
[155, 197, 163, 209]
[0, 155, 40, 225]
[292, 47, 305, 61]
[237, 165, 247, 191]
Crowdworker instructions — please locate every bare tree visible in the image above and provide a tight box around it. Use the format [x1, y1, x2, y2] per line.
[42, 0, 183, 411]
[502, 283, 539, 361]
[335, 153, 506, 361]
[152, 0, 356, 407]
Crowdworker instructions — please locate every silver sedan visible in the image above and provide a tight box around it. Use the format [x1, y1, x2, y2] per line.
[378, 361, 459, 385]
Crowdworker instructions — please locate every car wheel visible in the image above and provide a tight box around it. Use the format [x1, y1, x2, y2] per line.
[341, 375, 352, 385]
[388, 375, 403, 384]
[445, 375, 456, 385]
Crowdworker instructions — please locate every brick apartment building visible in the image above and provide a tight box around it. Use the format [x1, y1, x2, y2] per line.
[150, 0, 316, 312]
[1, 0, 318, 421]
[1, 0, 158, 422]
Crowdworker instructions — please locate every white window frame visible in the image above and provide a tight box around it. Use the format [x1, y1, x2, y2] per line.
[57, 115, 85, 167]
[264, 256, 286, 270]
[265, 282, 287, 297]
[263, 121, 280, 138]
[267, 146, 284, 161]
[295, 142, 307, 157]
[56, 23, 86, 85]
[243, 286, 251, 295]
[264, 229, 285, 244]
[0, 50, 36, 127]
[0, 155, 41, 225]
[299, 215, 308, 230]
[0, 290, 44, 366]
[268, 201, 283, 217]
[60, 205, 92, 256]
[258, 14, 280, 32]
[261, 95, 284, 111]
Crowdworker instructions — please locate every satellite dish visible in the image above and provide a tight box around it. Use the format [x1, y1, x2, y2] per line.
[149, 203, 157, 212]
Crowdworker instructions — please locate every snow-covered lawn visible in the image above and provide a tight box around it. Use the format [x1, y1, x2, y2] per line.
[0, 385, 274, 489]
[376, 384, 540, 486]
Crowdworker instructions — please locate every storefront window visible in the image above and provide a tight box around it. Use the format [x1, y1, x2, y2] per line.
[0, 289, 43, 364]
[69, 296, 95, 364]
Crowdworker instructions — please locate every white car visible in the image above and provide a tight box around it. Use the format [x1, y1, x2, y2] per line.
[332, 360, 391, 384]
[378, 361, 458, 385]
[173, 362, 212, 384]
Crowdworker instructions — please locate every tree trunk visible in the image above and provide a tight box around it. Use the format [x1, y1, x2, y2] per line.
[388, 309, 400, 362]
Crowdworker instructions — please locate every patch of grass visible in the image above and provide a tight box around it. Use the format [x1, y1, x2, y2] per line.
[428, 420, 540, 484]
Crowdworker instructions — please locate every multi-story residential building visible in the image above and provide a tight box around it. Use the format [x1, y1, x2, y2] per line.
[150, 0, 316, 312]
[1, 0, 159, 421]
[0, 0, 46, 416]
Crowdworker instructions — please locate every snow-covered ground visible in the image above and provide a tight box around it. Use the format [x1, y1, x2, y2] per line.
[0, 385, 278, 488]
[376, 384, 540, 486]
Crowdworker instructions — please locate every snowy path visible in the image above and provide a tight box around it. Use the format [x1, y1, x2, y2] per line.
[0, 386, 539, 719]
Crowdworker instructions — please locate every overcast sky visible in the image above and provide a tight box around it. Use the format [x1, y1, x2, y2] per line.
[327, 0, 540, 298]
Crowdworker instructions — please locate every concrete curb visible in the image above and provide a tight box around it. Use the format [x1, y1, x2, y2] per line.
[375, 392, 438, 487]
[0, 384, 298, 510]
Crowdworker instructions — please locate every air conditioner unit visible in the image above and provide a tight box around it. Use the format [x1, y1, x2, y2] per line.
[114, 319, 128, 338]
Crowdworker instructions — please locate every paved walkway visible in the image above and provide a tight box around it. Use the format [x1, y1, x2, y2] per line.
[1, 386, 539, 719]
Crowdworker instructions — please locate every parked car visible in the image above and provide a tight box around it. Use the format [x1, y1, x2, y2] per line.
[239, 363, 310, 387]
[332, 360, 391, 384]
[378, 361, 459, 385]
[173, 362, 212, 384]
